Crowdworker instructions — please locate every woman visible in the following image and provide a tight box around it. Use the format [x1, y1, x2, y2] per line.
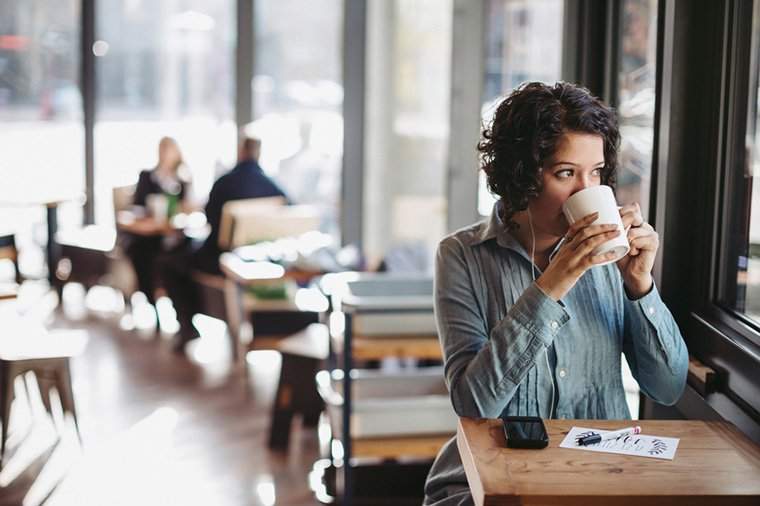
[125, 136, 192, 306]
[423, 82, 688, 505]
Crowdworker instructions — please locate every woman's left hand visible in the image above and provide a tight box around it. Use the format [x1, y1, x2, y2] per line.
[617, 202, 658, 298]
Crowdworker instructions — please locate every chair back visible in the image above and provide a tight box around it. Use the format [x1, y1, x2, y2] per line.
[112, 184, 137, 215]
[221, 201, 320, 249]
[218, 196, 286, 249]
[0, 235, 17, 262]
[0, 234, 21, 283]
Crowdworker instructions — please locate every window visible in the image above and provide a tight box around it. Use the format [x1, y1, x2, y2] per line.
[249, 0, 343, 241]
[653, 0, 760, 430]
[615, 0, 658, 219]
[478, 0, 564, 216]
[717, 0, 760, 346]
[95, 0, 236, 225]
[0, 0, 82, 273]
[363, 0, 452, 269]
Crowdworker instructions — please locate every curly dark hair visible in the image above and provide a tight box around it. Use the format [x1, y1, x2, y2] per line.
[478, 81, 620, 229]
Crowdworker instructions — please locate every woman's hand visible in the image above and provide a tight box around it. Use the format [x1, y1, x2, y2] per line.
[617, 202, 658, 298]
[536, 212, 622, 301]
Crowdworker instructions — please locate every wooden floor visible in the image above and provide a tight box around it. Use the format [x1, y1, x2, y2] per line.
[0, 286, 322, 506]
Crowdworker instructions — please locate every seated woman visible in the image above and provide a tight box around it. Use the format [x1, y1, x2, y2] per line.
[124, 136, 192, 307]
[423, 82, 688, 505]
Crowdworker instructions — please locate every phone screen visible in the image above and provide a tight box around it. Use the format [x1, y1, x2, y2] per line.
[503, 416, 549, 448]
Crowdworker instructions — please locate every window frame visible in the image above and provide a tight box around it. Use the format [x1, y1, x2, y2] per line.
[692, 0, 760, 417]
[653, 0, 760, 433]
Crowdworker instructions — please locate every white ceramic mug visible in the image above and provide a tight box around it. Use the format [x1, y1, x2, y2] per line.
[561, 185, 629, 265]
[146, 193, 168, 223]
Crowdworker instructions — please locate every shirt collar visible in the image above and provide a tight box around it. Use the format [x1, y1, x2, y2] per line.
[474, 201, 565, 264]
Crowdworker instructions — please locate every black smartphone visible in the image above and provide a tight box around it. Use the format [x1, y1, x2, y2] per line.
[502, 416, 549, 449]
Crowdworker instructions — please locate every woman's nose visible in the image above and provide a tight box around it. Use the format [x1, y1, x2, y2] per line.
[575, 174, 596, 191]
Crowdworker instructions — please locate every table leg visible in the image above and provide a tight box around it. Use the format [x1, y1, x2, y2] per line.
[224, 278, 245, 362]
[343, 313, 353, 504]
[46, 204, 60, 289]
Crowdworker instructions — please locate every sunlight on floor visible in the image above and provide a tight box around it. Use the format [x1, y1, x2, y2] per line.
[48, 406, 183, 506]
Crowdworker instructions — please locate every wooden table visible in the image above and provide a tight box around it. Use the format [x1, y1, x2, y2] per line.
[0, 191, 84, 287]
[116, 210, 208, 238]
[0, 283, 18, 301]
[457, 417, 760, 505]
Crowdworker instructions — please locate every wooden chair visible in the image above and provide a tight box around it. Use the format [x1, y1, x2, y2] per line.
[192, 196, 288, 321]
[56, 184, 138, 296]
[217, 196, 288, 251]
[0, 235, 22, 284]
[0, 329, 87, 467]
[194, 199, 322, 355]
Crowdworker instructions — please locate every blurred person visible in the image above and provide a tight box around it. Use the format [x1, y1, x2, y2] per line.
[162, 135, 289, 352]
[124, 136, 192, 306]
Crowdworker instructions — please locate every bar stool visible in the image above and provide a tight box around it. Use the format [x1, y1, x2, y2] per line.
[268, 323, 329, 450]
[0, 329, 87, 466]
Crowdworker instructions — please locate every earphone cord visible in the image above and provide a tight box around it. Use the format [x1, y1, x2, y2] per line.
[528, 208, 555, 419]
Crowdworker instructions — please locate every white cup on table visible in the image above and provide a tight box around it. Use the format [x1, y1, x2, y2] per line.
[146, 193, 168, 223]
[561, 185, 629, 266]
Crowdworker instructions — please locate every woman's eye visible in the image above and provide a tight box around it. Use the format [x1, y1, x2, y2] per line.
[556, 169, 573, 179]
[591, 167, 603, 177]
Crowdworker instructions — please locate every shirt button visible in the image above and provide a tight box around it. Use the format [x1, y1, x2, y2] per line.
[558, 368, 567, 378]
[648, 306, 655, 315]
[550, 320, 559, 330]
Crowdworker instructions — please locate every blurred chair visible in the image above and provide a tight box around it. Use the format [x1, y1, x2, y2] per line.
[0, 234, 22, 284]
[217, 196, 288, 250]
[193, 196, 287, 321]
[193, 199, 322, 356]
[0, 329, 87, 466]
[56, 184, 138, 298]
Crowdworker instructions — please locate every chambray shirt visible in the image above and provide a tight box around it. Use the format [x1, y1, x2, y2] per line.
[423, 202, 688, 506]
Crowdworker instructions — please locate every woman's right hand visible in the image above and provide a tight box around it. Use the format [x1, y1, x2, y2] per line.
[536, 212, 621, 301]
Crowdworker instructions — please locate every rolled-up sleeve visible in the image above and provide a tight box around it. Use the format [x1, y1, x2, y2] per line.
[435, 238, 569, 418]
[622, 285, 688, 405]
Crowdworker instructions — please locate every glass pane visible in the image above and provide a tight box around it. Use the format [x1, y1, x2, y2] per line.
[616, 0, 658, 219]
[95, 0, 236, 225]
[478, 0, 564, 216]
[363, 0, 452, 271]
[250, 0, 343, 242]
[722, 1, 760, 334]
[0, 0, 82, 275]
[616, 0, 658, 419]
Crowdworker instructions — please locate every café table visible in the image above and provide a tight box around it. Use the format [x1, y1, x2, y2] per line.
[0, 283, 18, 301]
[115, 210, 208, 239]
[0, 191, 84, 287]
[457, 417, 760, 505]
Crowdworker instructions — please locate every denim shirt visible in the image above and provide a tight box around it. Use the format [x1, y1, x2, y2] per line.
[423, 203, 688, 506]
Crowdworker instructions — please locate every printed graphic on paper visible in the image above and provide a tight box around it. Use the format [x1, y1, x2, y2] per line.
[559, 426, 679, 460]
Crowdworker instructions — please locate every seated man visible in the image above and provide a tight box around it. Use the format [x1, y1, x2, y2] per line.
[162, 136, 289, 351]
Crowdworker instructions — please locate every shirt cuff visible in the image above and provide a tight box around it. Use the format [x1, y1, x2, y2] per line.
[625, 282, 664, 329]
[509, 282, 571, 346]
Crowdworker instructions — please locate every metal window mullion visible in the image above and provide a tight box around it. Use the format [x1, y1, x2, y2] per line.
[341, 0, 367, 248]
[82, 0, 96, 224]
[236, 0, 254, 129]
[446, 0, 486, 233]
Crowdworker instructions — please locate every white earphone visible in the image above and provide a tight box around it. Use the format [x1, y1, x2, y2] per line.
[527, 208, 556, 419]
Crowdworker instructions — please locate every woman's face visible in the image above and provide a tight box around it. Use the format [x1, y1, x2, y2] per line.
[527, 131, 606, 237]
[159, 139, 181, 170]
